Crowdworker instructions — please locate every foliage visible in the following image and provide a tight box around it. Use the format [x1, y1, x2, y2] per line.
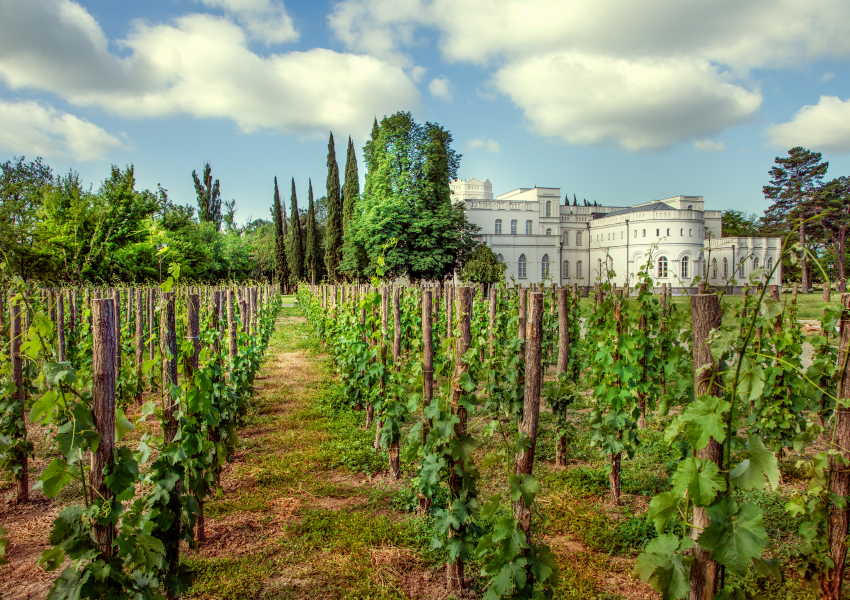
[461, 244, 507, 284]
[192, 162, 222, 229]
[325, 133, 343, 282]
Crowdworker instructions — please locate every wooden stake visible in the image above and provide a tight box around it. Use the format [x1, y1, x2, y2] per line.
[161, 292, 178, 442]
[57, 292, 66, 363]
[10, 300, 27, 502]
[91, 297, 116, 558]
[556, 288, 570, 466]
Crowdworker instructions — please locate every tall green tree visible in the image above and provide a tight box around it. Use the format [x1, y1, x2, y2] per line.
[0, 156, 53, 280]
[192, 162, 222, 229]
[288, 178, 304, 282]
[325, 133, 343, 281]
[304, 179, 323, 284]
[342, 136, 360, 230]
[721, 210, 762, 237]
[272, 176, 290, 291]
[820, 176, 850, 292]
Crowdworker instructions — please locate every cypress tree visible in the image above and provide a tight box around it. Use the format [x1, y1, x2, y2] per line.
[192, 162, 222, 229]
[272, 177, 290, 292]
[325, 132, 343, 281]
[342, 136, 360, 232]
[288, 178, 304, 282]
[305, 179, 319, 284]
[573, 194, 578, 206]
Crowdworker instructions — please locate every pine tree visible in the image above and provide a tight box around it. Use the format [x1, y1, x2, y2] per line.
[288, 178, 304, 282]
[342, 136, 360, 232]
[272, 177, 290, 292]
[573, 194, 578, 206]
[763, 147, 829, 291]
[325, 132, 343, 281]
[305, 179, 320, 284]
[192, 162, 222, 229]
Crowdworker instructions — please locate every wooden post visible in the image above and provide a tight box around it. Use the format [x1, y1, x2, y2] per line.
[57, 292, 66, 363]
[185, 294, 200, 379]
[422, 291, 434, 478]
[688, 292, 723, 600]
[91, 297, 116, 558]
[489, 287, 497, 357]
[227, 290, 237, 362]
[389, 286, 402, 478]
[212, 291, 222, 358]
[556, 288, 570, 466]
[375, 285, 389, 450]
[515, 292, 543, 547]
[10, 300, 27, 502]
[447, 287, 472, 592]
[113, 289, 121, 382]
[519, 288, 528, 368]
[161, 292, 178, 442]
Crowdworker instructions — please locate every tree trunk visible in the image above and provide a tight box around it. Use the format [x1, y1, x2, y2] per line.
[688, 293, 724, 600]
[113, 289, 121, 384]
[515, 292, 543, 551]
[556, 288, 570, 466]
[801, 221, 809, 292]
[91, 298, 116, 558]
[447, 287, 472, 592]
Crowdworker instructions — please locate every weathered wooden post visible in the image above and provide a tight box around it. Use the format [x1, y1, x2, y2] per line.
[134, 289, 144, 401]
[57, 292, 66, 363]
[113, 289, 121, 383]
[447, 286, 472, 592]
[688, 291, 723, 600]
[375, 285, 389, 450]
[227, 290, 237, 363]
[515, 292, 543, 547]
[519, 288, 528, 368]
[161, 292, 178, 441]
[389, 286, 402, 478]
[556, 288, 570, 466]
[11, 300, 27, 502]
[91, 297, 116, 557]
[489, 286, 497, 357]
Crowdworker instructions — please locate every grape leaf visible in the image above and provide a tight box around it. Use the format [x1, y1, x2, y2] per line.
[730, 433, 779, 490]
[671, 457, 726, 507]
[635, 534, 693, 600]
[698, 498, 767, 574]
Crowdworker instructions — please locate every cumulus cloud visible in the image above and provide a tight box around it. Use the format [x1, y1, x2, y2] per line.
[0, 99, 125, 160]
[0, 0, 420, 138]
[198, 0, 298, 44]
[328, 0, 850, 149]
[767, 96, 850, 153]
[409, 65, 426, 82]
[467, 137, 500, 153]
[428, 76, 453, 101]
[694, 140, 726, 152]
[494, 54, 761, 151]
[821, 72, 835, 82]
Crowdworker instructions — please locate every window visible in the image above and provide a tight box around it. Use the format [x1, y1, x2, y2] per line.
[703, 261, 707, 278]
[682, 256, 689, 278]
[542, 254, 550, 279]
[546, 228, 552, 235]
[723, 258, 728, 278]
[621, 231, 624, 239]
[546, 201, 551, 217]
[576, 232, 583, 246]
[658, 256, 668, 278]
[656, 229, 660, 236]
[740, 260, 745, 277]
[598, 258, 603, 275]
[633, 230, 637, 238]
[609, 257, 613, 271]
[667, 228, 670, 236]
[753, 257, 759, 271]
[562, 260, 569, 279]
[511, 220, 517, 235]
[642, 229, 646, 237]
[712, 258, 717, 278]
[689, 229, 692, 237]
[518, 254, 527, 278]
[497, 253, 505, 263]
[767, 256, 773, 275]
[688, 205, 693, 209]
[563, 231, 569, 246]
[680, 229, 683, 236]
[526, 220, 533, 235]
[576, 260, 583, 279]
[495, 219, 502, 234]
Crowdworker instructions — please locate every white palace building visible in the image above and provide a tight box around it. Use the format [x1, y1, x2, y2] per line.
[453, 178, 782, 292]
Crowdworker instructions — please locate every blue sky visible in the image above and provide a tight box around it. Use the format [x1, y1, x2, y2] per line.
[1, 0, 849, 225]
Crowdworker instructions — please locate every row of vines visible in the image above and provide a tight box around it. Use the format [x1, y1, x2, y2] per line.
[0, 264, 282, 599]
[297, 246, 850, 600]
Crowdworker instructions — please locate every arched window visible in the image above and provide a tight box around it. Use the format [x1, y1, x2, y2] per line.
[681, 256, 689, 278]
[545, 201, 552, 217]
[576, 261, 583, 279]
[740, 260, 745, 278]
[497, 253, 505, 263]
[495, 219, 502, 234]
[598, 258, 603, 275]
[546, 228, 552, 235]
[518, 254, 527, 279]
[563, 231, 570, 246]
[723, 257, 728, 278]
[658, 256, 668, 278]
[576, 232, 583, 246]
[703, 260, 707, 278]
[562, 260, 569, 279]
[511, 220, 517, 235]
[542, 254, 550, 279]
[767, 256, 773, 275]
[688, 205, 693, 209]
[753, 257, 759, 270]
[712, 258, 717, 278]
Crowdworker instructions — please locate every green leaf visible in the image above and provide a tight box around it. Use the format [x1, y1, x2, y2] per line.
[698, 498, 768, 574]
[509, 473, 540, 509]
[115, 408, 134, 443]
[635, 534, 693, 600]
[38, 546, 65, 571]
[729, 433, 780, 490]
[30, 390, 58, 425]
[35, 457, 73, 498]
[458, 371, 476, 393]
[671, 457, 726, 507]
[648, 492, 681, 534]
[665, 396, 728, 450]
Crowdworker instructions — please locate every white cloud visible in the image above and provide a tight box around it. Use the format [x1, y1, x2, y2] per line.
[468, 137, 500, 153]
[409, 65, 427, 82]
[0, 99, 125, 160]
[0, 0, 420, 138]
[767, 96, 850, 152]
[821, 72, 835, 82]
[198, 0, 298, 44]
[694, 139, 726, 152]
[428, 76, 453, 101]
[328, 0, 850, 149]
[494, 54, 761, 151]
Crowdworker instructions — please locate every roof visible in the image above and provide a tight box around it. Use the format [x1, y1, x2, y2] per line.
[594, 201, 677, 219]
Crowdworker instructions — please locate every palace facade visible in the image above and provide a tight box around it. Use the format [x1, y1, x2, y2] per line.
[453, 178, 782, 291]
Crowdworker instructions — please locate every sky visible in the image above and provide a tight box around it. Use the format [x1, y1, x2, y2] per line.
[1, 0, 849, 225]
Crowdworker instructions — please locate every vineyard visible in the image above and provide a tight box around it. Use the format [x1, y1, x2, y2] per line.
[2, 255, 850, 600]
